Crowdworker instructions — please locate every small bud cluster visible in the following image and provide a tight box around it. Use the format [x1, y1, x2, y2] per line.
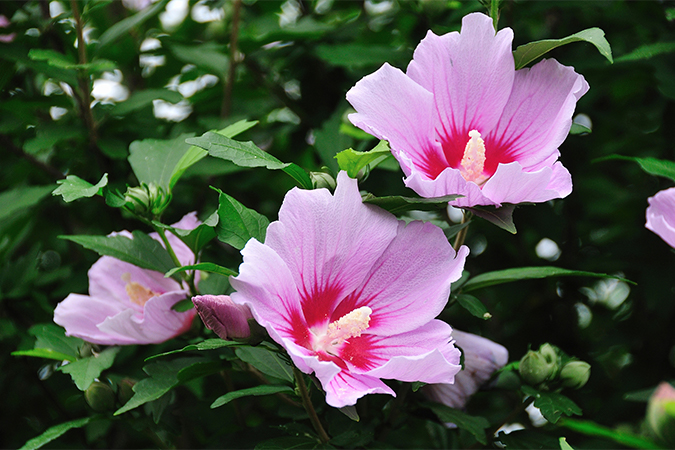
[519, 343, 590, 390]
[124, 182, 172, 218]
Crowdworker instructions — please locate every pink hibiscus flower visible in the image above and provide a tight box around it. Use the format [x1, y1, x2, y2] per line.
[54, 213, 199, 345]
[192, 295, 253, 340]
[230, 172, 469, 407]
[646, 187, 675, 249]
[347, 12, 589, 208]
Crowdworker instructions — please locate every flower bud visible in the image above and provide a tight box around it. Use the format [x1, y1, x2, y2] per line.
[647, 382, 675, 446]
[85, 380, 116, 412]
[124, 183, 171, 217]
[519, 345, 558, 386]
[117, 378, 136, 406]
[193, 295, 254, 340]
[309, 171, 337, 190]
[559, 361, 591, 389]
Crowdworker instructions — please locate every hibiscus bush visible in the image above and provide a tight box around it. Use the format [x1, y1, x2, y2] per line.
[2, 0, 675, 449]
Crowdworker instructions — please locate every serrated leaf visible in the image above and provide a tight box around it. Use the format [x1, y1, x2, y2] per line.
[19, 416, 97, 450]
[455, 294, 492, 320]
[215, 189, 269, 250]
[211, 384, 293, 408]
[146, 339, 242, 361]
[363, 194, 461, 215]
[235, 346, 294, 383]
[61, 230, 176, 275]
[59, 347, 120, 391]
[96, 0, 169, 51]
[521, 386, 582, 424]
[616, 41, 675, 63]
[335, 141, 392, 178]
[0, 185, 54, 222]
[469, 204, 516, 234]
[28, 324, 83, 361]
[165, 262, 238, 279]
[513, 27, 613, 69]
[53, 174, 108, 203]
[595, 155, 675, 183]
[425, 403, 490, 445]
[462, 267, 635, 293]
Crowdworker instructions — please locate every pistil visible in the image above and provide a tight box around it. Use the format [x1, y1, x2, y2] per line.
[459, 130, 488, 185]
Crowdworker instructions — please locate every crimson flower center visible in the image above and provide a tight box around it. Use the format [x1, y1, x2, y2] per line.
[312, 306, 372, 355]
[459, 130, 489, 186]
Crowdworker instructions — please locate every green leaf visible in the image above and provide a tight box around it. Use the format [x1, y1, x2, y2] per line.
[19, 416, 97, 450]
[215, 189, 269, 250]
[315, 43, 403, 69]
[28, 49, 76, 68]
[59, 347, 120, 391]
[0, 185, 54, 222]
[363, 194, 460, 215]
[128, 133, 194, 191]
[469, 204, 516, 234]
[558, 418, 663, 449]
[110, 89, 183, 116]
[154, 212, 218, 253]
[283, 163, 314, 190]
[61, 230, 176, 275]
[146, 339, 242, 361]
[462, 267, 635, 293]
[11, 348, 78, 362]
[169, 42, 229, 76]
[115, 357, 206, 415]
[165, 262, 238, 278]
[96, 0, 169, 51]
[335, 141, 392, 178]
[425, 403, 490, 445]
[521, 386, 582, 424]
[28, 324, 83, 361]
[559, 437, 575, 450]
[52, 174, 108, 203]
[455, 294, 492, 320]
[513, 28, 613, 69]
[594, 155, 675, 183]
[314, 109, 351, 172]
[569, 123, 592, 135]
[211, 384, 293, 408]
[235, 346, 294, 383]
[616, 42, 675, 63]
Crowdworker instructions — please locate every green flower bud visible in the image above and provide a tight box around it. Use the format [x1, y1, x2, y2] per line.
[647, 382, 675, 446]
[124, 183, 171, 217]
[519, 345, 559, 386]
[84, 380, 116, 412]
[560, 361, 591, 389]
[309, 171, 337, 190]
[117, 378, 136, 406]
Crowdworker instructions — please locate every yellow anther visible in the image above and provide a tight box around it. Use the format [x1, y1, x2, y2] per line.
[459, 130, 488, 185]
[122, 274, 159, 306]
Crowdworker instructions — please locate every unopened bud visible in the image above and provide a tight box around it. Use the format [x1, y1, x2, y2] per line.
[309, 171, 337, 190]
[560, 361, 591, 389]
[519, 346, 558, 386]
[117, 378, 136, 405]
[124, 183, 171, 217]
[193, 295, 254, 340]
[647, 382, 675, 446]
[85, 380, 116, 412]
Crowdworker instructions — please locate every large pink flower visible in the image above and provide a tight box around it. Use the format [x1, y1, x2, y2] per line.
[230, 172, 469, 407]
[347, 13, 589, 208]
[54, 213, 199, 345]
[646, 187, 675, 249]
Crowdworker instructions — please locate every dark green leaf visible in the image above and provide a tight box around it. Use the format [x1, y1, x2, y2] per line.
[282, 163, 314, 190]
[61, 230, 176, 275]
[455, 294, 492, 320]
[335, 141, 392, 178]
[594, 155, 675, 182]
[0, 185, 54, 222]
[616, 42, 675, 63]
[513, 27, 613, 69]
[235, 346, 294, 383]
[59, 347, 120, 391]
[11, 348, 77, 362]
[189, 132, 288, 170]
[211, 384, 293, 408]
[558, 417, 663, 449]
[169, 42, 229, 76]
[425, 403, 490, 445]
[96, 0, 169, 51]
[28, 49, 76, 68]
[165, 262, 237, 279]
[411, 381, 426, 392]
[28, 324, 83, 361]
[215, 189, 269, 250]
[314, 109, 351, 172]
[19, 416, 97, 450]
[521, 386, 582, 424]
[363, 194, 461, 215]
[496, 429, 560, 450]
[155, 211, 218, 253]
[146, 339, 242, 361]
[462, 267, 635, 293]
[128, 133, 194, 191]
[53, 174, 108, 203]
[469, 204, 516, 234]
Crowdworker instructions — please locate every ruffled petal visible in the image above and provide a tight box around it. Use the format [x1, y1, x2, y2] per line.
[264, 172, 399, 329]
[646, 187, 675, 248]
[324, 371, 395, 408]
[404, 161, 494, 207]
[486, 58, 589, 172]
[54, 294, 129, 345]
[332, 221, 468, 336]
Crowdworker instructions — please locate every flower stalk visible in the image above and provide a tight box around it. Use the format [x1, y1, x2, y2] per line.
[293, 367, 330, 444]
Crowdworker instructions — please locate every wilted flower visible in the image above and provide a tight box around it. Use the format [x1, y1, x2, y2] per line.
[424, 330, 508, 409]
[54, 213, 199, 345]
[192, 295, 253, 340]
[347, 13, 588, 208]
[646, 187, 675, 249]
[230, 172, 469, 407]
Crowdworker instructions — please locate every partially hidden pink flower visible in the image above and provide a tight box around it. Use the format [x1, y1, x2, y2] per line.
[230, 172, 469, 408]
[646, 187, 675, 249]
[54, 213, 200, 345]
[192, 295, 253, 340]
[0, 15, 16, 43]
[424, 330, 508, 409]
[346, 13, 588, 208]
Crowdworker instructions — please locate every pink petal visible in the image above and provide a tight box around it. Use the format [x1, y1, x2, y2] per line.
[332, 221, 468, 336]
[403, 162, 493, 206]
[264, 172, 399, 329]
[646, 187, 675, 248]
[54, 294, 129, 345]
[486, 58, 589, 172]
[407, 14, 515, 169]
[166, 212, 201, 266]
[324, 371, 395, 408]
[192, 294, 253, 339]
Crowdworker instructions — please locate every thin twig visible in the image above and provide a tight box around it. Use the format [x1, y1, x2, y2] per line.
[293, 367, 330, 444]
[453, 210, 471, 252]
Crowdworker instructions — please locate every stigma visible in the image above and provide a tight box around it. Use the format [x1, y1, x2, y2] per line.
[122, 273, 159, 306]
[459, 130, 488, 185]
[315, 306, 372, 353]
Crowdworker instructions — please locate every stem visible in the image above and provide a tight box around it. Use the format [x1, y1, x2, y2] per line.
[293, 367, 330, 444]
[222, 0, 243, 118]
[489, 0, 500, 29]
[452, 210, 471, 252]
[153, 225, 198, 295]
